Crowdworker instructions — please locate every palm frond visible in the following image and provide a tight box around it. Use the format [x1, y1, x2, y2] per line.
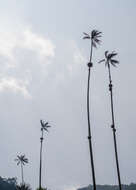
[40, 120, 44, 128]
[111, 63, 117, 67]
[15, 154, 28, 166]
[83, 32, 89, 36]
[43, 127, 48, 132]
[92, 41, 97, 48]
[83, 29, 102, 48]
[105, 51, 109, 58]
[111, 59, 119, 64]
[40, 120, 51, 132]
[108, 52, 118, 59]
[98, 59, 105, 64]
[83, 36, 90, 39]
[83, 32, 90, 40]
[91, 30, 102, 38]
[91, 29, 102, 47]
[44, 122, 49, 126]
[100, 51, 119, 67]
[23, 159, 28, 163]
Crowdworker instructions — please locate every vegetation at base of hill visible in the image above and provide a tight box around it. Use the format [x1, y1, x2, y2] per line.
[36, 188, 47, 190]
[0, 176, 17, 190]
[0, 176, 136, 190]
[0, 177, 32, 190]
[16, 183, 31, 190]
[77, 183, 136, 190]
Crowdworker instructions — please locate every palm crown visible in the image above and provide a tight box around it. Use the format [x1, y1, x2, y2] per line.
[99, 51, 119, 67]
[40, 120, 51, 132]
[83, 29, 102, 48]
[15, 155, 28, 166]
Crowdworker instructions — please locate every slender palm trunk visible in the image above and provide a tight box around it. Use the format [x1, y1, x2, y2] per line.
[39, 131, 43, 189]
[108, 64, 122, 190]
[21, 162, 24, 184]
[87, 41, 96, 190]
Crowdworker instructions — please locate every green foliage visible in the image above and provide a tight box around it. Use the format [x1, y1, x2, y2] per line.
[36, 188, 47, 190]
[16, 183, 31, 190]
[0, 176, 17, 190]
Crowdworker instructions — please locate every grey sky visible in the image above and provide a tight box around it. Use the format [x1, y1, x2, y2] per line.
[0, 0, 136, 190]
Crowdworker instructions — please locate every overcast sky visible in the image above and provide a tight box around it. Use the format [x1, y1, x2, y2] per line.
[0, 0, 136, 190]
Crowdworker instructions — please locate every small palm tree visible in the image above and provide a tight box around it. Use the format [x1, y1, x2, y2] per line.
[15, 154, 28, 184]
[99, 51, 122, 190]
[36, 188, 47, 190]
[16, 183, 31, 190]
[83, 29, 102, 190]
[39, 120, 51, 190]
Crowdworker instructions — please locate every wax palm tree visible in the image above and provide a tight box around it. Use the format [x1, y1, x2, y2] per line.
[83, 29, 102, 190]
[39, 120, 51, 190]
[99, 51, 122, 190]
[16, 183, 31, 190]
[15, 154, 28, 184]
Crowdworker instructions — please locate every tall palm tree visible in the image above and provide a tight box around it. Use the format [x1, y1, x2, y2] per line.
[15, 154, 28, 184]
[99, 51, 122, 190]
[39, 120, 51, 190]
[83, 30, 102, 190]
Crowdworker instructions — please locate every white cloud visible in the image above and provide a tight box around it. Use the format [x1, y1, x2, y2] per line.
[0, 32, 17, 60]
[66, 41, 86, 74]
[0, 77, 31, 98]
[23, 29, 55, 58]
[0, 27, 55, 65]
[0, 26, 55, 98]
[73, 49, 86, 65]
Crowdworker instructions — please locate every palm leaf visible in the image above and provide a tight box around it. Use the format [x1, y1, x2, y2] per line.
[111, 59, 119, 64]
[44, 122, 49, 126]
[83, 29, 102, 48]
[83, 32, 89, 36]
[83, 36, 90, 39]
[83, 32, 90, 39]
[108, 53, 117, 59]
[98, 59, 105, 64]
[92, 41, 97, 48]
[100, 51, 119, 67]
[15, 154, 28, 166]
[43, 127, 48, 132]
[105, 51, 109, 58]
[46, 125, 51, 128]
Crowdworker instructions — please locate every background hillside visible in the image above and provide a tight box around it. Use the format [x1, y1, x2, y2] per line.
[77, 183, 136, 190]
[0, 176, 136, 190]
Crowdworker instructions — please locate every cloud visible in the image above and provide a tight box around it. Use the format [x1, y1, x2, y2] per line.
[23, 29, 55, 58]
[0, 32, 17, 61]
[0, 77, 31, 98]
[0, 27, 55, 62]
[0, 27, 55, 98]
[66, 41, 86, 75]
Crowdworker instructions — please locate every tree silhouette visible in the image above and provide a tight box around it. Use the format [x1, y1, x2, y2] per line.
[15, 155, 28, 184]
[16, 183, 31, 190]
[83, 30, 102, 190]
[39, 120, 51, 190]
[99, 51, 122, 190]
